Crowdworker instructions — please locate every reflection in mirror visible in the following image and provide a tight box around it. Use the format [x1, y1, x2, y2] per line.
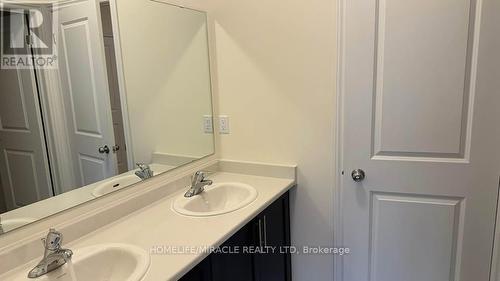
[0, 0, 214, 234]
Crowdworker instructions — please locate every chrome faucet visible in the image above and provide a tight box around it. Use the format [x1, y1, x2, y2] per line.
[135, 163, 153, 180]
[184, 171, 213, 197]
[28, 229, 73, 278]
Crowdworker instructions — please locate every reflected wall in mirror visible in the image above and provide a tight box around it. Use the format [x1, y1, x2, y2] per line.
[0, 0, 214, 234]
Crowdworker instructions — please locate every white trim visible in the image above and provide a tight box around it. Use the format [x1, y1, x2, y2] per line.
[58, 0, 87, 9]
[107, 0, 134, 170]
[333, 0, 346, 279]
[51, 0, 88, 11]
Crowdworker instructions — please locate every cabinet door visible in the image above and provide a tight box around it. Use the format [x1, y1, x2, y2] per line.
[211, 224, 255, 281]
[178, 258, 212, 281]
[253, 193, 291, 281]
[179, 192, 291, 281]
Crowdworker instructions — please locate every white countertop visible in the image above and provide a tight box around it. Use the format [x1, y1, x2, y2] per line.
[0, 163, 174, 224]
[1, 171, 294, 281]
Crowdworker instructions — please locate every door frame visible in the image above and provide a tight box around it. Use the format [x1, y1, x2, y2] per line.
[332, 1, 500, 280]
[105, 0, 134, 170]
[332, 0, 346, 279]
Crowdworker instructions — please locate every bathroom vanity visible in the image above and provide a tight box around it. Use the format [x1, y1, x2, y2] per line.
[181, 192, 291, 281]
[0, 161, 296, 280]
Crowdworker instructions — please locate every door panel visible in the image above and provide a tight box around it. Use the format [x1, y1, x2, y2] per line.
[78, 154, 106, 186]
[370, 193, 463, 281]
[4, 150, 43, 206]
[373, 0, 473, 158]
[0, 71, 30, 130]
[57, 0, 117, 187]
[341, 0, 500, 279]
[61, 20, 103, 137]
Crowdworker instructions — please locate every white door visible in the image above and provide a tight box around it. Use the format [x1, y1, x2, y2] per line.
[0, 12, 53, 210]
[57, 0, 117, 187]
[340, 0, 500, 280]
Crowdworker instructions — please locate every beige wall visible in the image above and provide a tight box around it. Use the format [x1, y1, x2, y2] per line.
[211, 1, 337, 280]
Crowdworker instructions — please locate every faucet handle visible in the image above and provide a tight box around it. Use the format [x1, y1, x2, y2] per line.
[193, 170, 215, 177]
[191, 171, 214, 185]
[191, 171, 206, 183]
[43, 229, 63, 251]
[194, 170, 206, 177]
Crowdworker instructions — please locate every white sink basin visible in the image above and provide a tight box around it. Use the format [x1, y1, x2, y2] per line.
[173, 182, 258, 216]
[92, 175, 141, 197]
[8, 243, 150, 281]
[0, 218, 35, 232]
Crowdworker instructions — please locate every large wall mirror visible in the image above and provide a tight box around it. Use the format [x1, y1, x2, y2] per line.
[0, 0, 214, 234]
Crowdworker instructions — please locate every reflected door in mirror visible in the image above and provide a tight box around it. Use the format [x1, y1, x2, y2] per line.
[57, 0, 117, 186]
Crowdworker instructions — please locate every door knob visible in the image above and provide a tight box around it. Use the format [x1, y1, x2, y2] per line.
[98, 145, 110, 154]
[112, 145, 120, 153]
[351, 169, 365, 182]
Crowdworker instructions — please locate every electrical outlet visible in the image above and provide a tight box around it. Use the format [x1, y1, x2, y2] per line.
[219, 115, 230, 134]
[203, 115, 213, 133]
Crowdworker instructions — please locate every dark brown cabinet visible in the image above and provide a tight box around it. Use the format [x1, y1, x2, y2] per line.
[180, 191, 291, 281]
